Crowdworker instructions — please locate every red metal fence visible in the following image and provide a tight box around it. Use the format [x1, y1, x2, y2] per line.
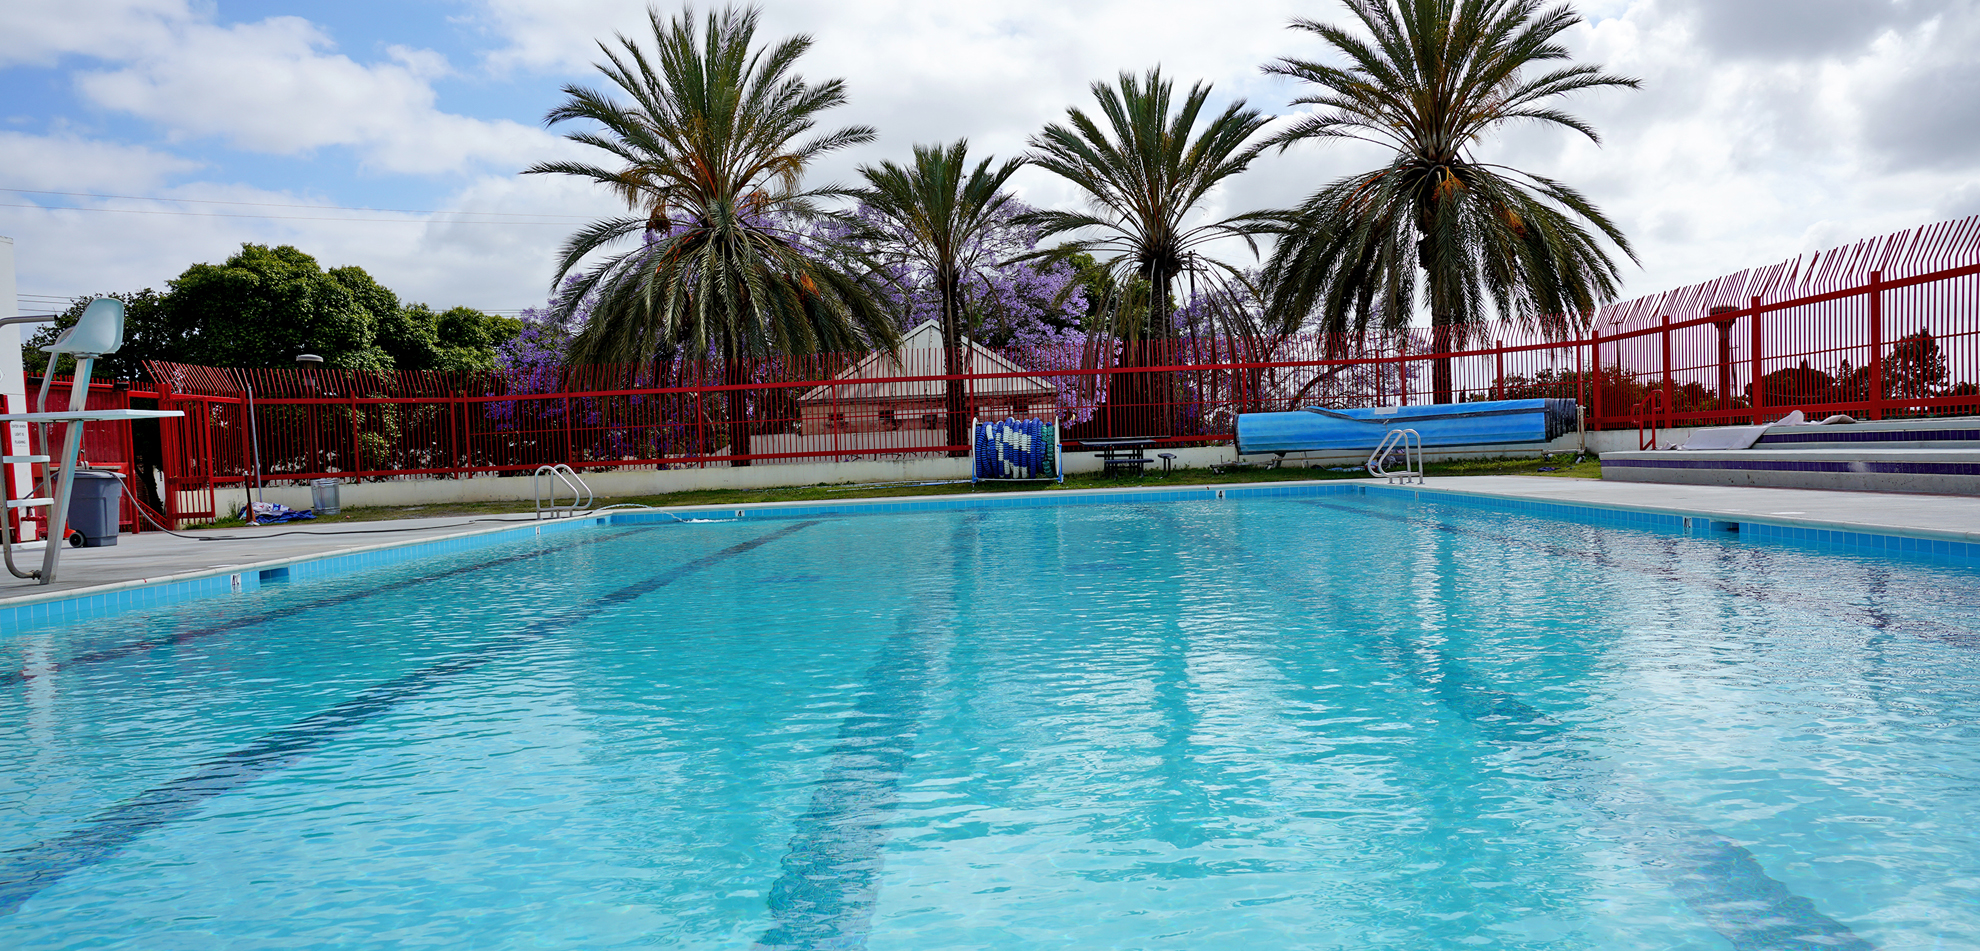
[13, 378, 165, 536]
[45, 215, 1971, 526]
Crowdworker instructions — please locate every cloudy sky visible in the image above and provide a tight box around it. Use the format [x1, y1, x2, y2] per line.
[2, 0, 1976, 320]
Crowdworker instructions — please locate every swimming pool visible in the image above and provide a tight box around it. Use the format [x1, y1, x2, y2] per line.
[3, 491, 1978, 949]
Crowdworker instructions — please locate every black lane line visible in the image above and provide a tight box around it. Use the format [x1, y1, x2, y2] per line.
[751, 517, 975, 951]
[1307, 498, 1979, 650]
[1221, 512, 1876, 949]
[0, 526, 658, 688]
[0, 520, 819, 917]
[1371, 639, 1876, 951]
[751, 610, 940, 951]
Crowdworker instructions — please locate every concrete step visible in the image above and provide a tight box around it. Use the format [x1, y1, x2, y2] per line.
[1603, 448, 1980, 495]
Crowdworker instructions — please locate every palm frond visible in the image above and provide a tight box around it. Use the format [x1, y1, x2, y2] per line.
[1263, 0, 1639, 381]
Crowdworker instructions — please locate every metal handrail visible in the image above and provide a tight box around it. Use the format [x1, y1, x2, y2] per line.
[1366, 428, 1425, 485]
[533, 464, 593, 519]
[1635, 389, 1670, 450]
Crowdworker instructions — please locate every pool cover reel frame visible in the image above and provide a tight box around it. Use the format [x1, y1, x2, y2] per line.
[972, 417, 1063, 483]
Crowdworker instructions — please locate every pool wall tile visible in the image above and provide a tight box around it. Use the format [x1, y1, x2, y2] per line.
[8, 480, 1977, 634]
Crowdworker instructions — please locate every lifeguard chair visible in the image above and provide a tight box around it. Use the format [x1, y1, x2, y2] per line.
[3, 298, 182, 584]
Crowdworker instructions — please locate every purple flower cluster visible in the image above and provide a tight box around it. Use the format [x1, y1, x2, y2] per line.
[497, 276, 590, 394]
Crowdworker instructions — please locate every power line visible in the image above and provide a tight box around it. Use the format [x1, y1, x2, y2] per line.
[20, 294, 532, 314]
[1, 187, 600, 221]
[3, 200, 578, 223]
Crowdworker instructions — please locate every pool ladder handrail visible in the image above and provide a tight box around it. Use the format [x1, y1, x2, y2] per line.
[1367, 428, 1425, 485]
[533, 464, 594, 519]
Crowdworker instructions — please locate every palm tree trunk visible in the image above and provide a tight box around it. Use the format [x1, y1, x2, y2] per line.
[940, 270, 968, 457]
[1419, 234, 1457, 405]
[1431, 321, 1456, 405]
[1152, 269, 1180, 435]
[723, 337, 752, 467]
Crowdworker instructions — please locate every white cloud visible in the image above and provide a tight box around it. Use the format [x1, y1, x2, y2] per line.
[0, 0, 186, 68]
[0, 131, 205, 190]
[69, 14, 559, 174]
[8, 0, 1980, 321]
[2, 169, 629, 314]
[5, 1, 558, 176]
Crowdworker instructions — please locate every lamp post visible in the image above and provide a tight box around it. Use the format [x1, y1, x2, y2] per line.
[296, 353, 324, 492]
[1709, 306, 1739, 419]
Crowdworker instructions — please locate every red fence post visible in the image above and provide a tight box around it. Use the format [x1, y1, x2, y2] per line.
[349, 392, 362, 476]
[1587, 329, 1600, 427]
[1494, 339, 1505, 400]
[1660, 313, 1674, 432]
[1749, 296, 1765, 424]
[1867, 269, 1884, 420]
[1660, 311, 1673, 400]
[563, 394, 574, 468]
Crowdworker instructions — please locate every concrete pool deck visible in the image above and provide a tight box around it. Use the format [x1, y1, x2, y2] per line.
[0, 514, 548, 605]
[4, 477, 1979, 614]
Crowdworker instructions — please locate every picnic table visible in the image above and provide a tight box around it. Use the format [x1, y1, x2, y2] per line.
[1078, 437, 1169, 477]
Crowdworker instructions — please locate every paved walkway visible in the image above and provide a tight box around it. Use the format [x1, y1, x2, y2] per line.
[1410, 476, 1980, 542]
[6, 477, 1979, 607]
[1, 514, 548, 604]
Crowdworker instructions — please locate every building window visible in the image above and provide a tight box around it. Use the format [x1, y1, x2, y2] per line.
[879, 409, 897, 429]
[1010, 398, 1030, 417]
[922, 413, 940, 430]
[829, 411, 846, 431]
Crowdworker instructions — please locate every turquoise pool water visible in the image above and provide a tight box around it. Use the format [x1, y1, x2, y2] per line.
[3, 494, 1978, 949]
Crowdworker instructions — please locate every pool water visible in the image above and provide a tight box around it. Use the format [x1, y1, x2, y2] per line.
[4, 494, 1979, 950]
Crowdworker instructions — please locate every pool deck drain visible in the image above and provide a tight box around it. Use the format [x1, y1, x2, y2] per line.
[4, 477, 1979, 618]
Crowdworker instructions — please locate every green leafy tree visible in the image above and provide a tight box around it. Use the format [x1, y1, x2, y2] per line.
[25, 244, 517, 379]
[23, 289, 171, 381]
[169, 244, 390, 371]
[526, 4, 898, 464]
[1261, 0, 1639, 404]
[853, 139, 1025, 453]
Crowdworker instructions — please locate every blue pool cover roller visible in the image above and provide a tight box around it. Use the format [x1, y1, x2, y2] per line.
[1237, 399, 1578, 455]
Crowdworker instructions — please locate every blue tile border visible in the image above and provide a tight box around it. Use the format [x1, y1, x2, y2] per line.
[0, 515, 606, 635]
[1757, 428, 1980, 446]
[8, 478, 1977, 634]
[1353, 484, 1980, 566]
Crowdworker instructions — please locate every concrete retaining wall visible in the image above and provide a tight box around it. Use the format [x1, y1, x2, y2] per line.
[212, 427, 1674, 518]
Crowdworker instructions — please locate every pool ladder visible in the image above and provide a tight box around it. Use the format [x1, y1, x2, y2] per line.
[1367, 428, 1424, 485]
[534, 464, 594, 519]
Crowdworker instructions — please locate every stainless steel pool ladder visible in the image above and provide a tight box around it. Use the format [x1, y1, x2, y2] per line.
[1367, 428, 1424, 485]
[533, 464, 593, 519]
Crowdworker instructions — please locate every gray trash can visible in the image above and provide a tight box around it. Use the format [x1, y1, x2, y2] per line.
[68, 469, 122, 547]
[311, 478, 342, 516]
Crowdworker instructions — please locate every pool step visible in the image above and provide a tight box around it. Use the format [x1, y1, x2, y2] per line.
[1602, 448, 1980, 495]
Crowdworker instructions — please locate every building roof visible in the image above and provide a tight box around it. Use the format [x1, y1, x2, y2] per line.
[797, 321, 1057, 404]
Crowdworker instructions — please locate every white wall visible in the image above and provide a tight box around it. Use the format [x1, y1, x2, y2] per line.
[1, 236, 33, 536]
[212, 427, 1690, 518]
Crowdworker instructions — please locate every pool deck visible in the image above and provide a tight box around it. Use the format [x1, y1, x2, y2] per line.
[4, 477, 1979, 612]
[0, 514, 545, 605]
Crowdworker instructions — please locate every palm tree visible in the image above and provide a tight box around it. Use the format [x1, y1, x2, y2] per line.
[1262, 0, 1639, 404]
[1022, 68, 1276, 435]
[525, 5, 898, 464]
[853, 140, 1025, 454]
